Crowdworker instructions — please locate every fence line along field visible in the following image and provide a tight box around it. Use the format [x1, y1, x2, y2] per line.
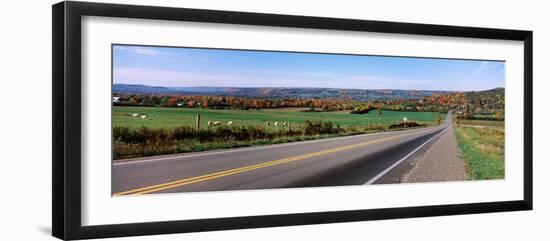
[113, 106, 447, 131]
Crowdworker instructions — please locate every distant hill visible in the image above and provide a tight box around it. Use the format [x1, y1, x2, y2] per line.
[113, 84, 454, 101]
[465, 87, 504, 100]
[464, 87, 505, 114]
[412, 87, 504, 117]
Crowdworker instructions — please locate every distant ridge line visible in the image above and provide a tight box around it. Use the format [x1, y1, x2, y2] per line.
[112, 83, 503, 102]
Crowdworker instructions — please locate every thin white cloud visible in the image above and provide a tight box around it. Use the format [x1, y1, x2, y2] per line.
[472, 61, 503, 76]
[132, 47, 166, 56]
[113, 46, 167, 56]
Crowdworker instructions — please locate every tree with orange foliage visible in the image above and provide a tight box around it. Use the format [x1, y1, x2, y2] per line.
[167, 97, 178, 107]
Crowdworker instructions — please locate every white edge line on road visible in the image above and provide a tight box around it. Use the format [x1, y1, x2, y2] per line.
[364, 125, 449, 185]
[113, 126, 441, 166]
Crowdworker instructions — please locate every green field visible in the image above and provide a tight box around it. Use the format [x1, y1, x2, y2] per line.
[113, 106, 446, 130]
[454, 125, 505, 180]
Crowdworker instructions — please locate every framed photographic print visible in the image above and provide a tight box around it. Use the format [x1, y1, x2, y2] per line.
[52, 1, 533, 240]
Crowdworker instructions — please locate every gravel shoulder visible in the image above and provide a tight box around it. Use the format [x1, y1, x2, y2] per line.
[401, 127, 466, 183]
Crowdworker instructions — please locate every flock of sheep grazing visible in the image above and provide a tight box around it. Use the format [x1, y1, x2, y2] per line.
[131, 113, 147, 119]
[207, 121, 223, 126]
[130, 113, 290, 128]
[206, 121, 238, 127]
[206, 120, 290, 128]
[266, 121, 289, 127]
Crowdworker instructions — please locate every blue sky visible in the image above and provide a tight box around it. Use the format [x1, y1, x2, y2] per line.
[112, 45, 505, 91]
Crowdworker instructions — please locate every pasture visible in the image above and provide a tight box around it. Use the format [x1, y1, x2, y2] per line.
[113, 106, 446, 131]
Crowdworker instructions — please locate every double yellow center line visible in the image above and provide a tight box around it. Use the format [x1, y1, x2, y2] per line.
[114, 128, 438, 195]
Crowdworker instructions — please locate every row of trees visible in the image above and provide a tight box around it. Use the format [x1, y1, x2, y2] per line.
[114, 94, 364, 111]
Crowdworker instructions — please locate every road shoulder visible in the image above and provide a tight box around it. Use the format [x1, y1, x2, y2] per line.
[371, 125, 466, 184]
[401, 126, 466, 183]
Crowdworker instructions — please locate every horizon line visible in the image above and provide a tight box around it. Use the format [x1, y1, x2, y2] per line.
[113, 83, 505, 93]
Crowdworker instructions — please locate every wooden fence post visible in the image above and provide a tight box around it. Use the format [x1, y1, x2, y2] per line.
[196, 114, 200, 132]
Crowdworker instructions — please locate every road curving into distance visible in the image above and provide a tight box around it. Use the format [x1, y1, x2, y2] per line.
[113, 113, 452, 195]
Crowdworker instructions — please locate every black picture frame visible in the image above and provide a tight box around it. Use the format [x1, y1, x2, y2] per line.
[52, 1, 533, 240]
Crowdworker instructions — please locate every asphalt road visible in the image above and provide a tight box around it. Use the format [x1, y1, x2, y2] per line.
[113, 114, 451, 195]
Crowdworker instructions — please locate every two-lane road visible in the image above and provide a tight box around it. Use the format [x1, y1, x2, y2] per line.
[113, 113, 452, 195]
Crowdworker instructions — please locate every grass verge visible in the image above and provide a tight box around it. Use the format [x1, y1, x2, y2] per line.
[112, 125, 430, 161]
[454, 126, 504, 180]
[114, 131, 370, 160]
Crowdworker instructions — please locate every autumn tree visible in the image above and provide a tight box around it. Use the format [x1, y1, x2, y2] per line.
[167, 97, 178, 107]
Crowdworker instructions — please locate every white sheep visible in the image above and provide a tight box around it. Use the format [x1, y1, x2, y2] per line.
[213, 121, 221, 126]
[266, 122, 270, 126]
[227, 121, 233, 126]
[282, 122, 288, 127]
[208, 121, 212, 126]
[132, 113, 138, 117]
[274, 122, 279, 126]
[140, 115, 147, 119]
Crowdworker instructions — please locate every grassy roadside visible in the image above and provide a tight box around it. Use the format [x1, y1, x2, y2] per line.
[454, 125, 504, 180]
[114, 131, 364, 160]
[456, 119, 504, 127]
[112, 125, 430, 160]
